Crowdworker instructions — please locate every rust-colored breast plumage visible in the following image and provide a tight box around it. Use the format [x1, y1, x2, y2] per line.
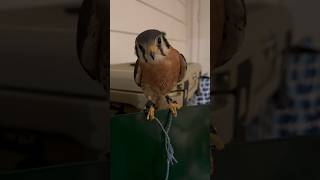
[140, 48, 181, 96]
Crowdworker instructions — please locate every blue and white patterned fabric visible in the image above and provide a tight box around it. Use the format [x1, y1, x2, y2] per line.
[246, 38, 320, 140]
[271, 39, 320, 137]
[188, 75, 210, 105]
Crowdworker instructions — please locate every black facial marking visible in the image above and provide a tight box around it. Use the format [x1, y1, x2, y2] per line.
[138, 44, 147, 62]
[134, 45, 138, 57]
[157, 37, 161, 45]
[138, 44, 145, 55]
[157, 37, 165, 56]
[158, 43, 165, 56]
[158, 45, 165, 56]
[162, 36, 171, 49]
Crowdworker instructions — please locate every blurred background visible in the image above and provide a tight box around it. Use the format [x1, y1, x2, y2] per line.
[213, 0, 320, 143]
[0, 0, 107, 172]
[213, 0, 320, 179]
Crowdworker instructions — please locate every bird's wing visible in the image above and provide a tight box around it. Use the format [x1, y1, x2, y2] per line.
[178, 53, 187, 82]
[134, 59, 142, 87]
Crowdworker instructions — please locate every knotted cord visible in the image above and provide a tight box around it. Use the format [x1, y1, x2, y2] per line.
[154, 113, 178, 180]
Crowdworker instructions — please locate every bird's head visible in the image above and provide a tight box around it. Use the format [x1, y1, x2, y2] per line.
[135, 29, 171, 63]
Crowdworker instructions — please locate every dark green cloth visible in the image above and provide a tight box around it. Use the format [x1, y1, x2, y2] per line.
[111, 105, 211, 180]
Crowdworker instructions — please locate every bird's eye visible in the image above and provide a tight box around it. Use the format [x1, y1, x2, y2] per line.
[157, 37, 161, 45]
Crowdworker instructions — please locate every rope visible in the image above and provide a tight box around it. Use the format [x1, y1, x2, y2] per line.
[154, 114, 178, 180]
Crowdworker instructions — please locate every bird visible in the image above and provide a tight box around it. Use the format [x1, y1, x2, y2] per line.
[134, 29, 187, 120]
[77, 0, 107, 91]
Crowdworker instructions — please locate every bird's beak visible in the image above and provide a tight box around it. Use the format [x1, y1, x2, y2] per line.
[149, 45, 156, 60]
[149, 45, 157, 54]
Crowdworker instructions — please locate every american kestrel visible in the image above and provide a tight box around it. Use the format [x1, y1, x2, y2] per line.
[134, 29, 187, 120]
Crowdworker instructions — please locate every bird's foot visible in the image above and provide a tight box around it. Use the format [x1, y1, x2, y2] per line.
[169, 101, 179, 117]
[144, 100, 156, 121]
[166, 96, 179, 117]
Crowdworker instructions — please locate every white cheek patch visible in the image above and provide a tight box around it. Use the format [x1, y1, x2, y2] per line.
[146, 54, 154, 62]
[154, 37, 170, 61]
[155, 53, 166, 61]
[161, 37, 169, 55]
[137, 48, 148, 62]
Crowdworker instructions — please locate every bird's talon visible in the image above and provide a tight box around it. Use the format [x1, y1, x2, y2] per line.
[145, 100, 155, 121]
[169, 101, 179, 117]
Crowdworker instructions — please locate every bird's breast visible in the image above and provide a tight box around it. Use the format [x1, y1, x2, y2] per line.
[141, 49, 180, 95]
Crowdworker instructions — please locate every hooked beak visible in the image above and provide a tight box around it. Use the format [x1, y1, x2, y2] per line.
[150, 52, 155, 60]
[149, 45, 157, 60]
[149, 45, 157, 53]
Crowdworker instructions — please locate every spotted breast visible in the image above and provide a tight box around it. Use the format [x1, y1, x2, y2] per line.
[141, 48, 181, 96]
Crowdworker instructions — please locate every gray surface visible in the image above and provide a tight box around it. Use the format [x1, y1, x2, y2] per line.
[0, 90, 108, 151]
[0, 0, 81, 10]
[0, 5, 105, 97]
[0, 3, 108, 153]
[215, 137, 320, 180]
